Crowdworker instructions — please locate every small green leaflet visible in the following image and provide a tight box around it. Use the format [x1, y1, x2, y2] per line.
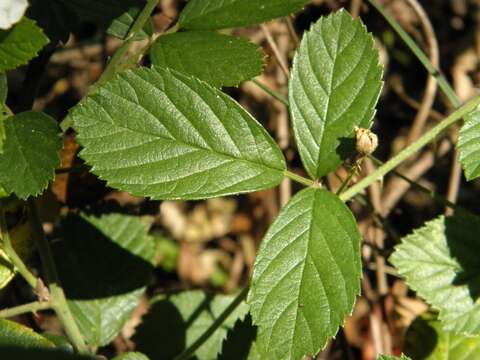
[0, 18, 49, 72]
[248, 188, 361, 359]
[179, 0, 310, 30]
[71, 67, 286, 200]
[150, 31, 264, 88]
[458, 105, 480, 180]
[405, 315, 480, 360]
[390, 213, 480, 336]
[134, 290, 249, 360]
[289, 10, 383, 179]
[54, 213, 155, 346]
[0, 111, 62, 199]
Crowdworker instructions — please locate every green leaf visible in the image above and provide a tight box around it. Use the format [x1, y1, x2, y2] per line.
[248, 188, 361, 359]
[219, 315, 265, 360]
[458, 105, 480, 180]
[53, 213, 155, 346]
[134, 290, 249, 360]
[113, 352, 150, 360]
[289, 10, 383, 179]
[405, 315, 480, 360]
[179, 0, 310, 30]
[0, 318, 54, 348]
[377, 355, 411, 360]
[0, 73, 7, 104]
[0, 112, 62, 199]
[150, 31, 264, 88]
[0, 18, 49, 72]
[59, 0, 152, 40]
[70, 67, 285, 200]
[0, 321, 94, 359]
[390, 213, 480, 336]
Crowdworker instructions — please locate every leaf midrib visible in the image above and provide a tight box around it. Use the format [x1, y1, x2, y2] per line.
[78, 81, 284, 175]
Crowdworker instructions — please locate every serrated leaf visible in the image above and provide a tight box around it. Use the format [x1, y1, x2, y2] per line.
[405, 315, 480, 360]
[134, 290, 249, 360]
[289, 10, 383, 179]
[53, 213, 155, 346]
[390, 213, 480, 335]
[59, 0, 151, 40]
[0, 0, 28, 30]
[458, 105, 480, 180]
[113, 352, 150, 360]
[219, 314, 265, 360]
[150, 31, 264, 88]
[71, 67, 285, 200]
[0, 18, 49, 72]
[179, 0, 310, 30]
[248, 188, 361, 359]
[0, 112, 62, 199]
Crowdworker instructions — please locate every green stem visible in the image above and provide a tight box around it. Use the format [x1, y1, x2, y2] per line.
[336, 163, 359, 195]
[340, 95, 480, 202]
[94, 0, 158, 89]
[0, 301, 52, 318]
[251, 78, 289, 106]
[0, 207, 38, 289]
[174, 288, 249, 360]
[27, 199, 88, 354]
[284, 170, 316, 187]
[369, 155, 460, 210]
[366, 0, 461, 107]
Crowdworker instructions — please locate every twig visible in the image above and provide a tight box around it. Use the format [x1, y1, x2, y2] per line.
[173, 288, 248, 360]
[445, 151, 462, 216]
[285, 16, 299, 46]
[366, 0, 461, 107]
[392, 82, 444, 122]
[403, 0, 439, 145]
[369, 155, 462, 212]
[260, 24, 290, 78]
[350, 0, 362, 17]
[0, 207, 38, 290]
[0, 301, 52, 318]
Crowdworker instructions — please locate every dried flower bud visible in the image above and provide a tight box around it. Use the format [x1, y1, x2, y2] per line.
[354, 126, 378, 155]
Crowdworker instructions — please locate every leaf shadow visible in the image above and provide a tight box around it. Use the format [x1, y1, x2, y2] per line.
[133, 293, 215, 360]
[219, 314, 258, 360]
[335, 136, 356, 164]
[445, 214, 480, 301]
[404, 315, 439, 359]
[52, 214, 153, 300]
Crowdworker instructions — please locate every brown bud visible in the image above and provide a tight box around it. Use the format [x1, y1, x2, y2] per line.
[354, 126, 378, 155]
